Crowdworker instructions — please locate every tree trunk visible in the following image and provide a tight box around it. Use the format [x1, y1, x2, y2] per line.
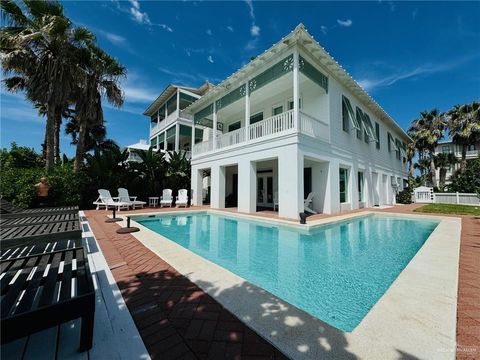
[460, 144, 467, 174]
[54, 109, 62, 164]
[74, 120, 87, 173]
[45, 105, 56, 172]
[439, 168, 446, 190]
[429, 150, 437, 188]
[408, 160, 414, 178]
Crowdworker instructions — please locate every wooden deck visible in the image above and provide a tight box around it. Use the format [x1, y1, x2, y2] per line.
[0, 212, 149, 360]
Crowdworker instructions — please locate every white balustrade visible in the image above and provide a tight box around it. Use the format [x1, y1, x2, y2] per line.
[248, 109, 294, 140]
[299, 111, 329, 142]
[193, 139, 213, 155]
[216, 127, 246, 149]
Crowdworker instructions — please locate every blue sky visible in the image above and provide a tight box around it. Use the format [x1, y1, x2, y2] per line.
[1, 1, 479, 157]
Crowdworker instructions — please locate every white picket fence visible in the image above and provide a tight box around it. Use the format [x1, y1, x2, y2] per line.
[413, 187, 480, 205]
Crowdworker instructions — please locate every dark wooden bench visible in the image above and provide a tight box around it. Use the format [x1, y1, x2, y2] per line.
[0, 237, 83, 260]
[1, 198, 78, 216]
[0, 212, 79, 226]
[1, 247, 95, 351]
[0, 220, 82, 249]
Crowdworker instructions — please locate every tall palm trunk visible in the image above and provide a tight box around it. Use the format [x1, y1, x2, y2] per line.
[74, 119, 87, 172]
[408, 160, 414, 178]
[45, 106, 56, 171]
[429, 150, 437, 187]
[460, 144, 467, 174]
[54, 109, 62, 164]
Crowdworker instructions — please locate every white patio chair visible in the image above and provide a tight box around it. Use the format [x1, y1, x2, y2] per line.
[160, 189, 173, 207]
[117, 188, 146, 210]
[176, 189, 188, 208]
[304, 192, 317, 214]
[273, 192, 279, 211]
[93, 189, 129, 211]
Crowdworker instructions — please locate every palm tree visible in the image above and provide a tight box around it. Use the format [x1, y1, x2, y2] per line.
[129, 147, 166, 196]
[447, 101, 480, 174]
[409, 110, 445, 187]
[434, 153, 457, 190]
[1, 0, 94, 171]
[405, 142, 416, 184]
[73, 45, 125, 172]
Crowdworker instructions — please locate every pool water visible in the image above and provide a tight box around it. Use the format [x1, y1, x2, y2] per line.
[135, 212, 439, 332]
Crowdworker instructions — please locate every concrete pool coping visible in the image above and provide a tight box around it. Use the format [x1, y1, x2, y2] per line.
[121, 209, 461, 360]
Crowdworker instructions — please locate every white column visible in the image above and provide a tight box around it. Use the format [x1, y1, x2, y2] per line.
[351, 164, 359, 210]
[191, 167, 203, 206]
[212, 102, 217, 150]
[293, 48, 300, 132]
[327, 160, 340, 214]
[163, 132, 167, 151]
[176, 89, 180, 115]
[278, 147, 303, 219]
[175, 123, 180, 152]
[238, 159, 256, 213]
[245, 81, 250, 141]
[211, 164, 225, 209]
[191, 123, 195, 154]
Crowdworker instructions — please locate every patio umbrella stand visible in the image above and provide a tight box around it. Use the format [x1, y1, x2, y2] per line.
[105, 209, 122, 223]
[116, 216, 139, 234]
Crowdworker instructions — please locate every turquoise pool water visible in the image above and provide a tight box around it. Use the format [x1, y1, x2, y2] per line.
[135, 212, 439, 332]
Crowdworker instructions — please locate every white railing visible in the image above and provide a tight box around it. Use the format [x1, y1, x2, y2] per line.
[150, 111, 180, 136]
[193, 139, 213, 155]
[248, 109, 294, 140]
[453, 150, 479, 157]
[216, 127, 246, 149]
[434, 193, 480, 205]
[299, 111, 329, 142]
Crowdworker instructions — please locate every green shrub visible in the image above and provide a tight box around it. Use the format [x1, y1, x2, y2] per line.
[396, 189, 413, 204]
[448, 159, 480, 193]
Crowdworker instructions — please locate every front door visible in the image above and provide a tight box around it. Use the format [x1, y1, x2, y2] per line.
[257, 172, 274, 208]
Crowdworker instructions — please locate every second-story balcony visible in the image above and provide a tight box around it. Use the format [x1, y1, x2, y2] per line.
[192, 109, 329, 156]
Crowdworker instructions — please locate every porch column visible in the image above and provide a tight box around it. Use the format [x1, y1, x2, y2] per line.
[238, 159, 256, 213]
[175, 123, 180, 152]
[293, 48, 300, 132]
[327, 160, 340, 214]
[163, 132, 167, 151]
[191, 123, 195, 154]
[157, 108, 160, 124]
[191, 167, 203, 206]
[245, 81, 250, 141]
[212, 102, 217, 150]
[211, 164, 225, 209]
[278, 147, 303, 219]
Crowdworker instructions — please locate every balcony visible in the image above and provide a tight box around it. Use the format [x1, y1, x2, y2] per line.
[192, 110, 329, 156]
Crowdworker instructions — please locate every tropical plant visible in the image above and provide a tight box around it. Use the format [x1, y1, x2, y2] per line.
[448, 158, 480, 194]
[405, 142, 416, 186]
[165, 150, 191, 191]
[129, 147, 166, 197]
[447, 101, 480, 174]
[0, 0, 94, 171]
[434, 152, 457, 191]
[409, 109, 446, 187]
[72, 45, 125, 172]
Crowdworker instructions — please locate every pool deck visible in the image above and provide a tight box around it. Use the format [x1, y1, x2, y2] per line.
[84, 204, 479, 360]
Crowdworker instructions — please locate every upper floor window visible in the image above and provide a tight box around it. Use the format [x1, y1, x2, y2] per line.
[375, 122, 380, 150]
[228, 121, 241, 132]
[441, 145, 450, 153]
[250, 112, 264, 125]
[288, 98, 302, 110]
[166, 94, 177, 116]
[273, 105, 283, 116]
[356, 107, 363, 140]
[341, 95, 360, 133]
[179, 92, 198, 110]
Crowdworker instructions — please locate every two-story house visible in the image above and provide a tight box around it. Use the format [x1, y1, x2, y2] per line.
[184, 24, 409, 220]
[143, 82, 213, 157]
[434, 139, 479, 183]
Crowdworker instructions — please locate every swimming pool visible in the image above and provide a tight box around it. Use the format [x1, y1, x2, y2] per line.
[134, 212, 439, 332]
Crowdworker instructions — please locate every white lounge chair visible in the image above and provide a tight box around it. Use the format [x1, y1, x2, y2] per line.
[273, 192, 279, 211]
[176, 189, 188, 208]
[160, 189, 173, 207]
[93, 189, 129, 211]
[304, 192, 317, 214]
[117, 188, 146, 210]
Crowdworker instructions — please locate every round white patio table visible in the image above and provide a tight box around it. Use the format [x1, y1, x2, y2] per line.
[148, 197, 159, 208]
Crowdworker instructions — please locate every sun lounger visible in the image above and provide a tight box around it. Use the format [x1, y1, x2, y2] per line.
[304, 192, 317, 214]
[0, 237, 83, 260]
[117, 188, 146, 209]
[92, 189, 129, 211]
[0, 212, 79, 226]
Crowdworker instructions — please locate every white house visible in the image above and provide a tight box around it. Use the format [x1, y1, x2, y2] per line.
[433, 139, 479, 183]
[182, 24, 409, 220]
[143, 82, 213, 156]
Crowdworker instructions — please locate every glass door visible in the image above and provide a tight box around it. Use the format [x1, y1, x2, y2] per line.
[257, 173, 274, 208]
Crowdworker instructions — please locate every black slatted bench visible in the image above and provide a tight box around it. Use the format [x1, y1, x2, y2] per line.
[0, 220, 82, 249]
[1, 198, 78, 216]
[0, 238, 83, 260]
[0, 212, 79, 227]
[1, 247, 95, 351]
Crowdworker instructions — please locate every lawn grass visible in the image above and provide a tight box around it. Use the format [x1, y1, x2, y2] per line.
[414, 203, 480, 216]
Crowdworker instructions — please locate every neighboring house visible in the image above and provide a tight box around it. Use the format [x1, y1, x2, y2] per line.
[143, 82, 213, 158]
[125, 139, 150, 162]
[181, 24, 409, 220]
[434, 140, 480, 183]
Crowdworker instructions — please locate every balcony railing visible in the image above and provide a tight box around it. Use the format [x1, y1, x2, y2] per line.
[192, 109, 328, 156]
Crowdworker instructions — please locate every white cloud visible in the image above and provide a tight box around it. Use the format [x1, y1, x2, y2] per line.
[244, 0, 255, 20]
[412, 8, 418, 20]
[128, 0, 150, 24]
[321, 25, 328, 35]
[337, 19, 353, 27]
[206, 29, 213, 36]
[250, 25, 260, 36]
[207, 55, 214, 63]
[227, 26, 234, 32]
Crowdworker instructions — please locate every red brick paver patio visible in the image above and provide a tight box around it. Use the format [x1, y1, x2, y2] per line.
[85, 204, 480, 359]
[85, 210, 288, 360]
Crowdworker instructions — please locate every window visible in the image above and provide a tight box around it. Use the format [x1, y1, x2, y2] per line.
[468, 144, 476, 151]
[356, 107, 363, 140]
[395, 139, 401, 160]
[272, 105, 283, 116]
[166, 94, 177, 116]
[341, 95, 360, 132]
[250, 112, 264, 124]
[339, 168, 349, 203]
[387, 132, 394, 152]
[179, 92, 198, 110]
[288, 98, 302, 110]
[441, 145, 450, 153]
[375, 122, 380, 149]
[342, 99, 349, 132]
[358, 172, 364, 202]
[228, 121, 241, 132]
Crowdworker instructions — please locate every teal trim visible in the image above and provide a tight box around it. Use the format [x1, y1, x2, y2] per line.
[375, 122, 380, 149]
[362, 112, 378, 142]
[249, 54, 293, 93]
[342, 96, 360, 130]
[194, 103, 214, 125]
[216, 84, 246, 111]
[299, 56, 328, 93]
[356, 107, 363, 140]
